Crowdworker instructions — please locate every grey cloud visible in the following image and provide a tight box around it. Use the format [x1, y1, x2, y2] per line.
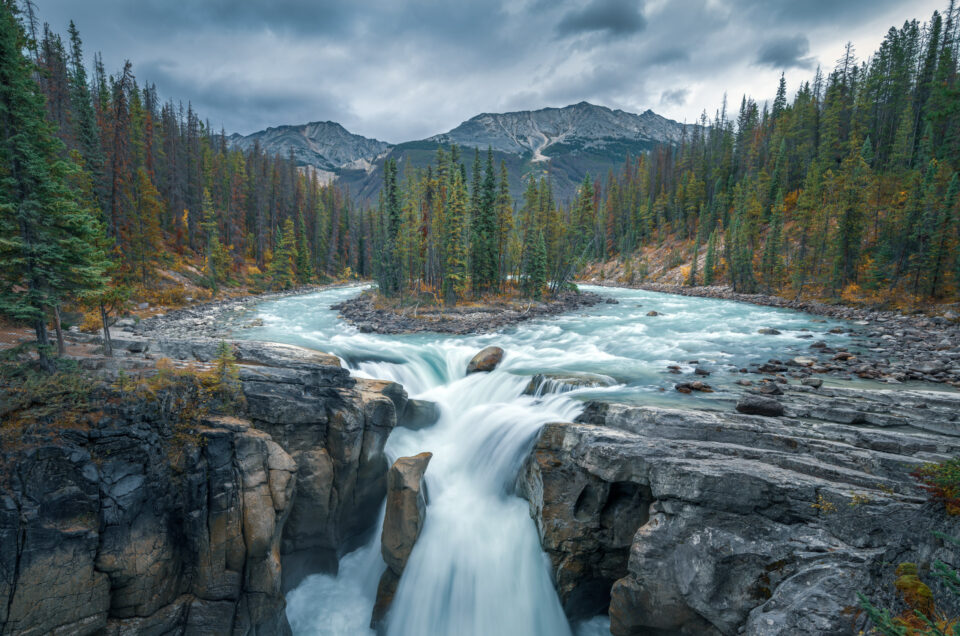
[556, 0, 646, 37]
[756, 35, 816, 69]
[32, 0, 943, 141]
[660, 88, 689, 106]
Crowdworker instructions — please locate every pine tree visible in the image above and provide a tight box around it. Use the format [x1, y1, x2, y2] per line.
[267, 217, 297, 290]
[442, 169, 468, 304]
[528, 230, 547, 300]
[295, 209, 313, 283]
[0, 1, 108, 371]
[495, 161, 513, 282]
[760, 197, 785, 292]
[200, 189, 230, 291]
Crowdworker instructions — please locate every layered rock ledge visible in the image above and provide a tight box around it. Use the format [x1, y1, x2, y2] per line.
[1, 339, 403, 635]
[521, 390, 960, 635]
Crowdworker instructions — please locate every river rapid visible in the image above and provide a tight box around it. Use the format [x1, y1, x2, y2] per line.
[236, 284, 851, 636]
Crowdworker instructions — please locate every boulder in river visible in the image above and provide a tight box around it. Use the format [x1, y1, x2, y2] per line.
[400, 399, 441, 430]
[736, 394, 785, 416]
[372, 452, 432, 628]
[758, 327, 781, 335]
[466, 346, 505, 374]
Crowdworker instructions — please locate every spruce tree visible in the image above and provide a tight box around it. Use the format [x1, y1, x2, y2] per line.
[529, 230, 547, 300]
[0, 1, 108, 371]
[295, 210, 313, 283]
[442, 170, 468, 304]
[266, 217, 297, 290]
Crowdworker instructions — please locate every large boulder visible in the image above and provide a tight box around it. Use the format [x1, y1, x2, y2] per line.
[466, 346, 505, 374]
[736, 394, 785, 417]
[371, 452, 432, 628]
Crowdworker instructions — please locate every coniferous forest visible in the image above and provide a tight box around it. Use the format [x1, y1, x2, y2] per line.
[2, 0, 960, 366]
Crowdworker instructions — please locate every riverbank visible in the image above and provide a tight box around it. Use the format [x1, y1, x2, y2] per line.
[586, 280, 960, 388]
[129, 282, 363, 340]
[332, 289, 605, 335]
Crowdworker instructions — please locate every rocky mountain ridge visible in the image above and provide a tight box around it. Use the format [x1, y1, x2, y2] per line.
[228, 121, 391, 174]
[229, 102, 691, 203]
[427, 101, 688, 160]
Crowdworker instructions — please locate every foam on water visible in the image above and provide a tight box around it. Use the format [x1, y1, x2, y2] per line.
[238, 283, 851, 635]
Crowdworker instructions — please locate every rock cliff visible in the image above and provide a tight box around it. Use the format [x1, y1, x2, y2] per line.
[521, 391, 960, 635]
[0, 340, 402, 635]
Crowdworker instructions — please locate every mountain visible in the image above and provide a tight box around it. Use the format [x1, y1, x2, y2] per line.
[228, 121, 391, 175]
[426, 101, 687, 160]
[234, 103, 691, 203]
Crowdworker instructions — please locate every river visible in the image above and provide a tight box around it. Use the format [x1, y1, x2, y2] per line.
[236, 283, 851, 636]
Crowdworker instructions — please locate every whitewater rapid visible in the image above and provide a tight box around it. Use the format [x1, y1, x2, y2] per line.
[237, 284, 851, 636]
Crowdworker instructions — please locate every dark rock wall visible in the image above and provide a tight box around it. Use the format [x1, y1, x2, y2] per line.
[0, 341, 402, 636]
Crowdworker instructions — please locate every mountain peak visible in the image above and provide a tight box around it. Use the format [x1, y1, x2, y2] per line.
[229, 121, 390, 171]
[427, 102, 687, 157]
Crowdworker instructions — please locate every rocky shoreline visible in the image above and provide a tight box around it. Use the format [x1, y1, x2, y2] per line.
[332, 290, 605, 334]
[587, 281, 960, 388]
[129, 283, 360, 340]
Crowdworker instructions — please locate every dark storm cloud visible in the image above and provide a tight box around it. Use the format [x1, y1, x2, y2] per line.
[31, 0, 944, 141]
[756, 35, 816, 70]
[556, 0, 646, 37]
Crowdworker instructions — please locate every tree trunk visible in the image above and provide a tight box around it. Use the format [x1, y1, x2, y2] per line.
[100, 303, 113, 357]
[34, 318, 54, 373]
[53, 305, 65, 356]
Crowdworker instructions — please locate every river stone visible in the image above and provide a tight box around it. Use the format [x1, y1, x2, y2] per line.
[466, 346, 505, 374]
[758, 328, 781, 335]
[400, 399, 441, 430]
[735, 394, 785, 416]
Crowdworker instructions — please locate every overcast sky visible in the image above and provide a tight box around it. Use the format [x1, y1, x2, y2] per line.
[34, 0, 944, 143]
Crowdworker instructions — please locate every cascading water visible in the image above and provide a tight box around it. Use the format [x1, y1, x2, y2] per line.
[237, 284, 852, 635]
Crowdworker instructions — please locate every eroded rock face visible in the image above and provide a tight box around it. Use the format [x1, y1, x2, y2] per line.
[521, 397, 960, 635]
[0, 415, 296, 636]
[466, 346, 505, 374]
[1, 340, 403, 636]
[372, 452, 432, 628]
[158, 339, 404, 590]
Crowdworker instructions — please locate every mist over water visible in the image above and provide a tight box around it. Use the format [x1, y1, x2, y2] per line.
[238, 284, 850, 635]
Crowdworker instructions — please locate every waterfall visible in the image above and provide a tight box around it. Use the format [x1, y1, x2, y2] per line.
[241, 284, 850, 635]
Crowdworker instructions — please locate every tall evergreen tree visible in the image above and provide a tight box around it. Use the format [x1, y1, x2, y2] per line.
[0, 0, 108, 370]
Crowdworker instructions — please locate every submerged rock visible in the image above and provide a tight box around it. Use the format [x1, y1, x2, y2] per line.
[466, 346, 505, 374]
[524, 372, 617, 396]
[372, 453, 432, 629]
